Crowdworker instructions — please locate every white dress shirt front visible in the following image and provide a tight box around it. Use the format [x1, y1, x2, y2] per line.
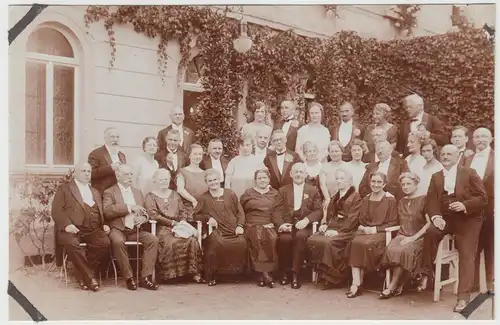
[75, 180, 95, 206]
[210, 156, 225, 182]
[410, 111, 424, 132]
[470, 146, 491, 180]
[118, 183, 137, 229]
[442, 164, 458, 194]
[167, 148, 179, 171]
[377, 158, 391, 176]
[293, 183, 305, 211]
[171, 123, 184, 146]
[282, 119, 292, 136]
[338, 120, 353, 148]
[276, 151, 286, 175]
[105, 145, 121, 164]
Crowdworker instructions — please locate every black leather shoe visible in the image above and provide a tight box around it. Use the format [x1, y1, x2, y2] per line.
[126, 277, 138, 291]
[140, 276, 159, 290]
[78, 280, 89, 291]
[280, 275, 290, 286]
[89, 278, 100, 292]
[291, 274, 301, 289]
[453, 300, 468, 313]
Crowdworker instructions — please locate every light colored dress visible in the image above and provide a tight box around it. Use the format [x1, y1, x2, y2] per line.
[225, 154, 265, 199]
[295, 124, 331, 162]
[345, 161, 367, 192]
[418, 160, 443, 195]
[320, 161, 348, 198]
[131, 154, 159, 195]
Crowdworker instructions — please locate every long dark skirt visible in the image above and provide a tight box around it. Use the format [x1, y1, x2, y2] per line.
[307, 232, 354, 284]
[381, 235, 423, 275]
[204, 229, 248, 277]
[245, 225, 278, 273]
[156, 226, 203, 281]
[347, 231, 386, 272]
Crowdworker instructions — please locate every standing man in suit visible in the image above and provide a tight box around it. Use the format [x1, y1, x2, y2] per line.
[254, 128, 273, 162]
[398, 94, 448, 157]
[88, 127, 127, 194]
[465, 128, 495, 293]
[451, 126, 474, 165]
[273, 100, 300, 151]
[419, 145, 487, 312]
[272, 162, 323, 289]
[329, 101, 365, 161]
[51, 161, 111, 292]
[157, 106, 196, 153]
[103, 164, 159, 291]
[200, 138, 229, 187]
[264, 130, 302, 190]
[155, 129, 188, 186]
[358, 141, 409, 200]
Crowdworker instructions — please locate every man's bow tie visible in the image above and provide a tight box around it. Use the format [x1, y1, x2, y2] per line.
[276, 151, 287, 156]
[410, 118, 419, 122]
[284, 118, 293, 122]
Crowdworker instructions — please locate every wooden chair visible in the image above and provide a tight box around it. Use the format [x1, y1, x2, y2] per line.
[383, 225, 401, 289]
[109, 219, 157, 285]
[310, 221, 319, 283]
[60, 243, 102, 287]
[433, 234, 459, 302]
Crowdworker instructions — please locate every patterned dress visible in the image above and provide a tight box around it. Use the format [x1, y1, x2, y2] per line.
[240, 188, 280, 272]
[381, 195, 427, 275]
[144, 191, 202, 281]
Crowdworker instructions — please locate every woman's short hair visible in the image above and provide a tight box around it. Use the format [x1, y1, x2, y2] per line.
[254, 101, 267, 113]
[373, 103, 392, 117]
[187, 143, 204, 156]
[302, 140, 318, 154]
[399, 171, 421, 184]
[254, 167, 271, 180]
[141, 136, 157, 151]
[421, 137, 439, 158]
[369, 171, 388, 183]
[152, 168, 172, 181]
[237, 134, 255, 147]
[328, 140, 344, 153]
[204, 168, 222, 182]
[309, 102, 324, 113]
[349, 138, 368, 154]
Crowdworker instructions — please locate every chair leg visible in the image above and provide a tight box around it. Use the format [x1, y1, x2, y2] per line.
[109, 251, 118, 286]
[63, 254, 69, 288]
[434, 261, 442, 302]
[452, 260, 459, 295]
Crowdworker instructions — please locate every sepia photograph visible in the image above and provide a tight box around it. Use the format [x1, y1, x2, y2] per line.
[7, 2, 496, 321]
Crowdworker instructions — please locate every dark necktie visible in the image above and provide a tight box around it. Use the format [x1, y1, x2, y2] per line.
[284, 118, 293, 122]
[276, 151, 286, 156]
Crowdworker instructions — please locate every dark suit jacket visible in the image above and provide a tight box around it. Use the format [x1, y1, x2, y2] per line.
[426, 166, 487, 220]
[464, 149, 494, 217]
[200, 155, 230, 174]
[329, 120, 365, 161]
[88, 145, 126, 194]
[398, 112, 448, 157]
[157, 125, 196, 153]
[263, 150, 302, 190]
[273, 119, 300, 151]
[51, 180, 105, 232]
[102, 184, 147, 231]
[272, 183, 323, 226]
[358, 156, 409, 200]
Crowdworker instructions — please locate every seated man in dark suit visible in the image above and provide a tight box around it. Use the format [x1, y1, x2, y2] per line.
[103, 164, 159, 291]
[157, 106, 196, 153]
[88, 127, 126, 194]
[155, 129, 188, 188]
[200, 138, 229, 187]
[264, 130, 302, 190]
[272, 162, 323, 289]
[359, 141, 408, 200]
[51, 161, 111, 292]
[419, 145, 487, 312]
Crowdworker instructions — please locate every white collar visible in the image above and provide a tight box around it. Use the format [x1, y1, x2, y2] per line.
[340, 119, 353, 126]
[118, 183, 132, 192]
[210, 155, 221, 161]
[167, 147, 179, 154]
[293, 182, 305, 189]
[105, 144, 120, 155]
[339, 188, 348, 198]
[443, 163, 458, 176]
[413, 111, 424, 121]
[256, 146, 267, 153]
[476, 146, 491, 156]
[74, 179, 90, 189]
[172, 123, 183, 129]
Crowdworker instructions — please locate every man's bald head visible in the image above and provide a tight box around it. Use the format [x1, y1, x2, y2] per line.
[74, 161, 92, 184]
[440, 144, 460, 168]
[404, 94, 424, 118]
[170, 106, 185, 125]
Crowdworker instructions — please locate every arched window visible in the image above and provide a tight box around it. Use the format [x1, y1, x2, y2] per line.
[25, 26, 79, 166]
[182, 55, 205, 131]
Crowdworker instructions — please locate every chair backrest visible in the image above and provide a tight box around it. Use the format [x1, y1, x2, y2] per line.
[439, 234, 457, 253]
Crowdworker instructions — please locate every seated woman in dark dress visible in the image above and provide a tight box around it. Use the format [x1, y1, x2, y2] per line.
[144, 169, 204, 283]
[194, 168, 248, 286]
[379, 172, 430, 299]
[307, 168, 363, 290]
[346, 171, 398, 298]
[240, 168, 280, 288]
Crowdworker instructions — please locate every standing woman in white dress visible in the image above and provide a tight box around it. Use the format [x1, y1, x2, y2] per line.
[345, 139, 368, 192]
[295, 102, 331, 163]
[132, 136, 160, 195]
[405, 132, 427, 178]
[418, 137, 443, 195]
[240, 101, 273, 143]
[225, 134, 265, 199]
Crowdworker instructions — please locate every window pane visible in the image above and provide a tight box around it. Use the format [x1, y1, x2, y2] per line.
[53, 65, 74, 165]
[184, 56, 205, 84]
[27, 27, 74, 58]
[182, 90, 202, 132]
[25, 61, 47, 164]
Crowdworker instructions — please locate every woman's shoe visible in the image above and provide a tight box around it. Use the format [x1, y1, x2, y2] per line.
[416, 276, 428, 292]
[394, 284, 404, 297]
[193, 275, 206, 284]
[208, 280, 217, 286]
[346, 284, 362, 298]
[379, 289, 395, 299]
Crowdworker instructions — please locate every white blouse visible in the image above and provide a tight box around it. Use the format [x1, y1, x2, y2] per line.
[131, 154, 159, 195]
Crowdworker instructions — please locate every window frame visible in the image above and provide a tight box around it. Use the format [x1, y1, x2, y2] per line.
[24, 26, 80, 169]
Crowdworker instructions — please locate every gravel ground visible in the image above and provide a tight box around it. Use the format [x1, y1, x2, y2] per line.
[8, 268, 494, 321]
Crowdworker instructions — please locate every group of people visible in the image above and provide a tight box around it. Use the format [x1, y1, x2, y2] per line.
[51, 93, 494, 313]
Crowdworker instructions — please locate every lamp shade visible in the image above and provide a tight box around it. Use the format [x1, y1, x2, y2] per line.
[233, 35, 253, 53]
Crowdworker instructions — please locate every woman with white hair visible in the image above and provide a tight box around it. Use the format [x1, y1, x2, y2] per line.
[144, 169, 204, 283]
